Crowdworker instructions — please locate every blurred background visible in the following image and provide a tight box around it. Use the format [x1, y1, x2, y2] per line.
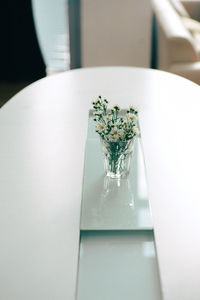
[0, 0, 152, 107]
[0, 0, 45, 107]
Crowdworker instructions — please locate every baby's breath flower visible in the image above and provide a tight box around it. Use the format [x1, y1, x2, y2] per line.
[94, 111, 103, 116]
[110, 127, 119, 136]
[92, 96, 139, 143]
[107, 134, 119, 142]
[104, 129, 110, 135]
[113, 105, 120, 111]
[92, 96, 140, 176]
[103, 115, 111, 122]
[127, 113, 137, 121]
[132, 127, 139, 136]
[114, 121, 121, 128]
[129, 105, 138, 113]
[132, 121, 137, 126]
[96, 122, 106, 132]
[118, 129, 125, 137]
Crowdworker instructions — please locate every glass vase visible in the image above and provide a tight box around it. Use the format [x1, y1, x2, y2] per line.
[100, 138, 134, 179]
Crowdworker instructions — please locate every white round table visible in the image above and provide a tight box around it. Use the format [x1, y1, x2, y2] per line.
[0, 67, 200, 300]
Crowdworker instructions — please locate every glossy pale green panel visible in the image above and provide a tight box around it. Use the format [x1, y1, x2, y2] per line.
[77, 231, 162, 300]
[80, 117, 152, 230]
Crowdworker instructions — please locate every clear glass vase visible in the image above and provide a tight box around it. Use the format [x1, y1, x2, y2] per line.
[100, 138, 134, 179]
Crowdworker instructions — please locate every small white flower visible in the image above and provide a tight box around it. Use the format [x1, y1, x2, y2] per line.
[132, 127, 139, 136]
[107, 134, 119, 142]
[132, 121, 137, 126]
[118, 129, 125, 138]
[129, 105, 138, 112]
[95, 111, 103, 116]
[114, 121, 122, 127]
[113, 104, 120, 110]
[127, 113, 137, 121]
[110, 127, 119, 136]
[96, 122, 106, 132]
[92, 100, 100, 106]
[103, 115, 111, 123]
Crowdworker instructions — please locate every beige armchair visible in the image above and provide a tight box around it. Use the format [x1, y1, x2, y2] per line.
[152, 0, 200, 85]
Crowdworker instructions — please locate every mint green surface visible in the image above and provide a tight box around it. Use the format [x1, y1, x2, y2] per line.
[77, 231, 162, 300]
[80, 117, 152, 230]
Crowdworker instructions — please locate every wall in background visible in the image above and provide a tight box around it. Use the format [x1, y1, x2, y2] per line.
[81, 0, 152, 68]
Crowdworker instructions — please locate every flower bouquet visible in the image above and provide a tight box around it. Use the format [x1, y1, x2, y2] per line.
[92, 96, 139, 178]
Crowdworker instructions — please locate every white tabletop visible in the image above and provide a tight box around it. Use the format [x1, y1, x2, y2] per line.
[0, 67, 200, 300]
